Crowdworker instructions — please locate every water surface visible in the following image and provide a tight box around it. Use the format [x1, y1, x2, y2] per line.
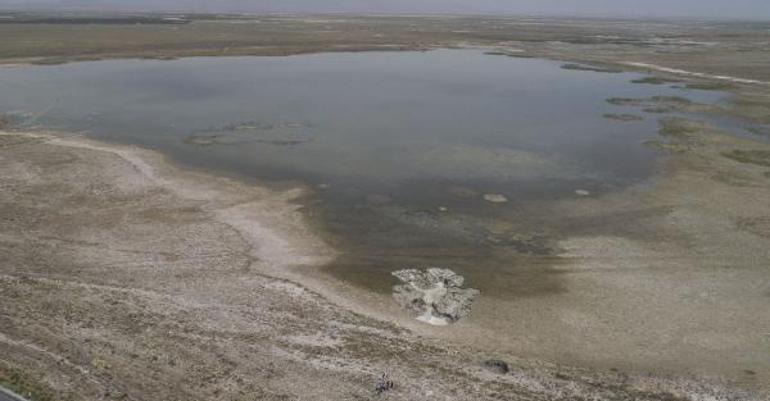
[0, 49, 729, 294]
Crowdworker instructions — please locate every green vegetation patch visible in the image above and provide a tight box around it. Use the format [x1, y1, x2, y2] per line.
[643, 139, 688, 153]
[658, 117, 701, 137]
[685, 81, 736, 91]
[650, 96, 693, 105]
[643, 107, 671, 114]
[606, 97, 643, 106]
[722, 149, 770, 167]
[710, 170, 755, 187]
[607, 95, 713, 117]
[603, 113, 643, 122]
[561, 63, 622, 73]
[0, 365, 61, 401]
[631, 76, 680, 85]
[485, 51, 534, 58]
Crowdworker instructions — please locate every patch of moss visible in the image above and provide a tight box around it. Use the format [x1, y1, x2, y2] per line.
[722, 149, 770, 167]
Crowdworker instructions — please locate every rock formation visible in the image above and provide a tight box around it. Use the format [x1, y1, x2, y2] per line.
[391, 268, 480, 325]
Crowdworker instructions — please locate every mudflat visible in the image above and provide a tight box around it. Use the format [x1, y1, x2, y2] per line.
[3, 131, 760, 400]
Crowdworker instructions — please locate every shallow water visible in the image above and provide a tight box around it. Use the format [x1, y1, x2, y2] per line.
[0, 49, 728, 293]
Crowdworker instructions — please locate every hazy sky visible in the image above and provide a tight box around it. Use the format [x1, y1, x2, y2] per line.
[1, 0, 769, 20]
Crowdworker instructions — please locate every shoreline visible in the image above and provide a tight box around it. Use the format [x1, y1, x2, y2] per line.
[0, 128, 768, 399]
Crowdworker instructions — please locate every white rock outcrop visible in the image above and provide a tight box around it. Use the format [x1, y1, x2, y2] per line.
[392, 268, 480, 326]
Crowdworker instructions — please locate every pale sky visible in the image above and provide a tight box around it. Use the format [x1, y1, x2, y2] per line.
[1, 0, 769, 20]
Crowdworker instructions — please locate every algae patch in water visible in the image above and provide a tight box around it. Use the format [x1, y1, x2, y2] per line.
[184, 120, 314, 147]
[643, 118, 706, 153]
[603, 113, 644, 122]
[607, 95, 719, 115]
[185, 134, 311, 147]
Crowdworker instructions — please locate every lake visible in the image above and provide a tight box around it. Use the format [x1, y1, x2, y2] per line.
[0, 49, 728, 294]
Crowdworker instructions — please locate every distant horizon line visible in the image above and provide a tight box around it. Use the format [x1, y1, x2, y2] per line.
[1, 8, 769, 23]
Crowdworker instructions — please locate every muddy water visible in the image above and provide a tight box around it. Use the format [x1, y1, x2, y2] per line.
[0, 49, 725, 296]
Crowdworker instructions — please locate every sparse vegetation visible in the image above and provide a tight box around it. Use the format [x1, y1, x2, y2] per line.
[722, 149, 770, 167]
[0, 365, 61, 401]
[603, 113, 644, 121]
[685, 81, 736, 90]
[659, 117, 701, 137]
[631, 76, 680, 85]
[561, 63, 622, 73]
[0, 15, 189, 25]
[606, 97, 642, 106]
[643, 107, 671, 113]
[748, 126, 769, 136]
[0, 114, 11, 129]
[651, 96, 693, 105]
